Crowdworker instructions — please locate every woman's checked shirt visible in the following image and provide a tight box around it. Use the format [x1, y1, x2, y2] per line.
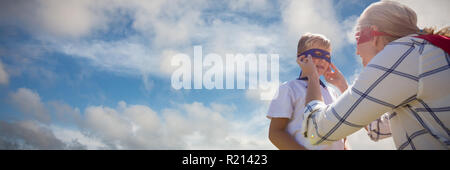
[298, 34, 450, 150]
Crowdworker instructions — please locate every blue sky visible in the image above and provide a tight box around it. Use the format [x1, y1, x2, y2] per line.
[0, 0, 447, 149]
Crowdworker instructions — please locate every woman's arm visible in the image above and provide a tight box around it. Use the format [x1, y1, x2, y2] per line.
[300, 44, 418, 145]
[269, 118, 307, 150]
[366, 113, 393, 141]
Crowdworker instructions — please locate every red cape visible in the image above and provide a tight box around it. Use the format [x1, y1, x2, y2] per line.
[414, 34, 450, 55]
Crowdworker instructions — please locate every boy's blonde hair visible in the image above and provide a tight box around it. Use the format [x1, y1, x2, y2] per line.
[297, 33, 331, 56]
[357, 0, 450, 43]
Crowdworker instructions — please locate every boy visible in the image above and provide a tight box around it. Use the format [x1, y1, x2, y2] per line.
[267, 33, 349, 150]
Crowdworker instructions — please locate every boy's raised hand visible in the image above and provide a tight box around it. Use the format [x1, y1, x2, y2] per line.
[297, 55, 319, 79]
[324, 63, 348, 93]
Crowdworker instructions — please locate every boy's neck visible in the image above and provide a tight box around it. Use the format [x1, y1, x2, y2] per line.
[299, 72, 321, 79]
[299, 72, 326, 88]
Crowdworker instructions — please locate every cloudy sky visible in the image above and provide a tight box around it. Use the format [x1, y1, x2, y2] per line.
[0, 0, 448, 150]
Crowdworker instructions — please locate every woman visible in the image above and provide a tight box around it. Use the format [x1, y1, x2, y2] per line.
[297, 1, 450, 150]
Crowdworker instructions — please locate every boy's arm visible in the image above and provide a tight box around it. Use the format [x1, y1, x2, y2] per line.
[269, 118, 307, 150]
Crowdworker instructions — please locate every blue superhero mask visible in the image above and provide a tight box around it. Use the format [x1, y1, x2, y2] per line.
[297, 48, 331, 63]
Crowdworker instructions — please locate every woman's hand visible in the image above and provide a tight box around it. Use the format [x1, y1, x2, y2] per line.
[324, 63, 348, 93]
[297, 55, 319, 80]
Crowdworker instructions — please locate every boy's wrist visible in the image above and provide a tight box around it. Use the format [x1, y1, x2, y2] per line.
[307, 75, 320, 84]
[308, 72, 320, 80]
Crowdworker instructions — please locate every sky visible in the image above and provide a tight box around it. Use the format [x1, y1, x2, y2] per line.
[0, 0, 449, 150]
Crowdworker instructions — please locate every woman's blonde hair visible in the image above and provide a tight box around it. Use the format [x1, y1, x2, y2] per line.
[297, 33, 331, 56]
[356, 0, 450, 43]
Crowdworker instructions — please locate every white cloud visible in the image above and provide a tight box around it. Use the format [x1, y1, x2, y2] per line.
[281, 0, 346, 50]
[30, 98, 276, 149]
[0, 60, 8, 85]
[61, 39, 156, 75]
[50, 125, 107, 150]
[343, 15, 360, 45]
[227, 105, 275, 150]
[347, 62, 364, 86]
[3, 88, 398, 150]
[58, 38, 174, 91]
[0, 0, 108, 38]
[36, 0, 107, 38]
[0, 44, 59, 87]
[1, 0, 354, 89]
[3, 0, 448, 84]
[210, 102, 237, 115]
[394, 0, 450, 29]
[83, 105, 132, 148]
[246, 81, 280, 101]
[48, 101, 83, 127]
[37, 0, 283, 92]
[0, 120, 91, 150]
[42, 100, 272, 150]
[159, 50, 183, 76]
[10, 88, 50, 124]
[130, 1, 199, 47]
[227, 0, 272, 13]
[0, 120, 65, 149]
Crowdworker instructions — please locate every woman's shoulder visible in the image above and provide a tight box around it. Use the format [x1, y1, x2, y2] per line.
[388, 34, 421, 45]
[369, 35, 423, 68]
[387, 34, 446, 55]
[388, 34, 442, 46]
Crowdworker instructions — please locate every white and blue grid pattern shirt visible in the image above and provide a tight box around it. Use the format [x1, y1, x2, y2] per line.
[299, 34, 450, 150]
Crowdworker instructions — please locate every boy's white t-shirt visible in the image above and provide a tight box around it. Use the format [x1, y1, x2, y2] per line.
[267, 79, 345, 150]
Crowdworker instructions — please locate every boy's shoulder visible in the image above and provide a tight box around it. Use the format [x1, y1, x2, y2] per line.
[280, 79, 307, 88]
[281, 79, 337, 95]
[277, 79, 308, 96]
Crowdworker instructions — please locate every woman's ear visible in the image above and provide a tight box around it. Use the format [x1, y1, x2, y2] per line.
[370, 25, 379, 48]
[370, 25, 387, 52]
[374, 34, 391, 53]
[373, 36, 382, 48]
